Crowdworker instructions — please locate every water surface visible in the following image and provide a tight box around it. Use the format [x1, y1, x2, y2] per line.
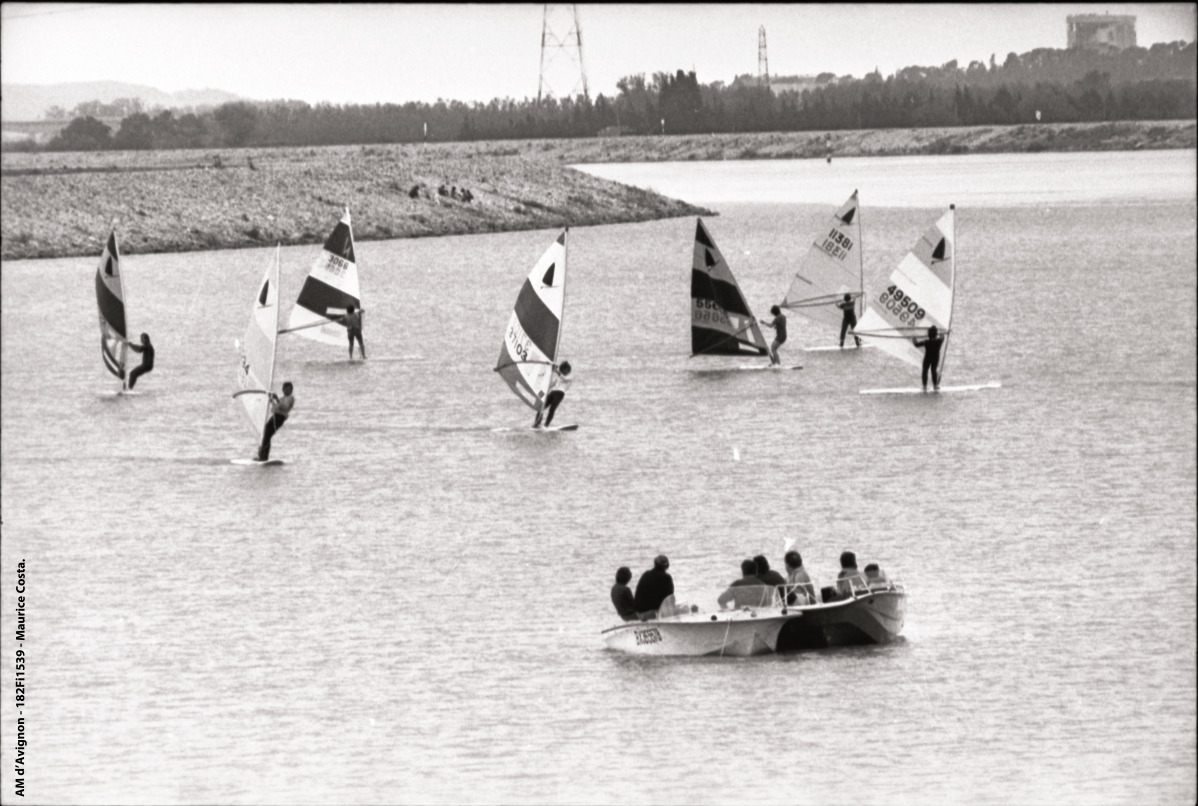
[2, 150, 1195, 804]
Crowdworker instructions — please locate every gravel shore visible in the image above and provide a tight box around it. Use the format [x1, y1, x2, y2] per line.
[2, 119, 1191, 260]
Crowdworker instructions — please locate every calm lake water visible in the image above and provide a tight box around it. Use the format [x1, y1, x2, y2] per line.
[1, 149, 1195, 805]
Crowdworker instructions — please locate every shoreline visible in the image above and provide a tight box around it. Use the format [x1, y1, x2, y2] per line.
[2, 119, 1192, 261]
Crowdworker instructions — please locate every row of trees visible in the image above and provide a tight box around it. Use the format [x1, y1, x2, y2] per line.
[27, 41, 1196, 152]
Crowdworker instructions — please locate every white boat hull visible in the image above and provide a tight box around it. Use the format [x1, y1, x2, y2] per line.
[776, 590, 907, 651]
[603, 611, 789, 657]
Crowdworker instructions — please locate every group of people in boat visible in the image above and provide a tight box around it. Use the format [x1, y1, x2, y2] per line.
[609, 550, 893, 622]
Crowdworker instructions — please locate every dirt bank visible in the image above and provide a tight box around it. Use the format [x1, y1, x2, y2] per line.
[0, 141, 713, 260]
[2, 119, 1192, 260]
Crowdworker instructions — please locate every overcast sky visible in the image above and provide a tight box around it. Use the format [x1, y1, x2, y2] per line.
[2, 3, 1194, 105]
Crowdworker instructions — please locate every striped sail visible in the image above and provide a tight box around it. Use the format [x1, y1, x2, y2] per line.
[691, 219, 768, 356]
[856, 206, 956, 370]
[94, 230, 129, 382]
[236, 246, 282, 445]
[286, 208, 360, 345]
[782, 190, 864, 333]
[496, 229, 567, 412]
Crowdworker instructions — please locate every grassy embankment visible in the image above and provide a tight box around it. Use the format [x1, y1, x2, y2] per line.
[1, 119, 1192, 260]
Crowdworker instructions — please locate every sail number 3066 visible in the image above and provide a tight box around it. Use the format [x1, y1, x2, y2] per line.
[877, 285, 925, 326]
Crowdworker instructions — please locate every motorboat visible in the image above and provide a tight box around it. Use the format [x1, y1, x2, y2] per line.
[602, 582, 906, 657]
[602, 595, 790, 657]
[775, 583, 907, 651]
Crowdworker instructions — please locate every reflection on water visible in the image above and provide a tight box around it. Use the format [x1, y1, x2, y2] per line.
[1, 151, 1195, 804]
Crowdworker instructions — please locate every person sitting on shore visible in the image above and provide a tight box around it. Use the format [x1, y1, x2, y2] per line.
[717, 559, 773, 609]
[835, 550, 868, 599]
[610, 566, 638, 622]
[753, 555, 787, 602]
[784, 550, 817, 605]
[864, 563, 891, 591]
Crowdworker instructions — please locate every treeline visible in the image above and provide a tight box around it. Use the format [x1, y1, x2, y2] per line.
[18, 41, 1196, 152]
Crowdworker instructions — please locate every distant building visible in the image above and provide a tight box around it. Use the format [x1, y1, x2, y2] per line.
[1067, 14, 1136, 52]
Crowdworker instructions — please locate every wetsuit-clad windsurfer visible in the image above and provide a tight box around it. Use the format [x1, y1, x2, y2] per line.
[533, 361, 571, 428]
[759, 305, 787, 366]
[341, 304, 366, 360]
[835, 293, 861, 348]
[913, 325, 945, 392]
[126, 333, 155, 389]
[257, 381, 295, 461]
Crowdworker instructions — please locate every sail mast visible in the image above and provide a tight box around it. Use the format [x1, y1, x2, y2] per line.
[265, 244, 281, 439]
[939, 204, 956, 380]
[857, 191, 865, 319]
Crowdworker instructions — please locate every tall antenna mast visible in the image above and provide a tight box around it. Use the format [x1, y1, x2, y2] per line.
[757, 25, 770, 92]
[538, 4, 590, 104]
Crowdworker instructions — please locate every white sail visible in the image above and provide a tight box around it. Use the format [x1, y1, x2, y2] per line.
[285, 208, 360, 345]
[235, 246, 282, 446]
[781, 190, 864, 334]
[856, 206, 956, 371]
[496, 229, 568, 411]
[94, 229, 129, 383]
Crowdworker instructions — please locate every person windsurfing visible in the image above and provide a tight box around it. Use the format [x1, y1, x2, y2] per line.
[913, 325, 945, 392]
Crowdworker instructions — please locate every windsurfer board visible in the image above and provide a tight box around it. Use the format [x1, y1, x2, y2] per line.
[737, 364, 803, 371]
[803, 344, 869, 352]
[100, 389, 143, 397]
[534, 423, 578, 432]
[231, 458, 286, 466]
[860, 381, 1001, 396]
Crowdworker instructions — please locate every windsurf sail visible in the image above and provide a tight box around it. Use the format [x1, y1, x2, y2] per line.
[781, 190, 864, 335]
[856, 205, 956, 374]
[495, 229, 567, 412]
[94, 229, 129, 384]
[691, 219, 768, 356]
[283, 208, 360, 344]
[235, 246, 282, 449]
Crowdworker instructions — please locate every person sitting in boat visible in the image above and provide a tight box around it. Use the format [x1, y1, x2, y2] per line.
[784, 550, 817, 605]
[633, 554, 674, 620]
[717, 559, 773, 609]
[753, 555, 787, 602]
[864, 563, 891, 591]
[533, 360, 572, 429]
[758, 305, 787, 366]
[912, 325, 945, 392]
[126, 332, 155, 389]
[835, 550, 868, 599]
[610, 566, 638, 622]
[340, 304, 366, 360]
[257, 381, 295, 462]
[835, 293, 861, 349]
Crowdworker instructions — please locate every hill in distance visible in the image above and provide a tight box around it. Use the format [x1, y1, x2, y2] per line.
[1, 81, 241, 121]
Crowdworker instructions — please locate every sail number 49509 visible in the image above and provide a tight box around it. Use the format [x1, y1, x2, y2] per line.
[877, 285, 925, 326]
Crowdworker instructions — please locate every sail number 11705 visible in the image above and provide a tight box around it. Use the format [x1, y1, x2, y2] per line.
[508, 323, 530, 362]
